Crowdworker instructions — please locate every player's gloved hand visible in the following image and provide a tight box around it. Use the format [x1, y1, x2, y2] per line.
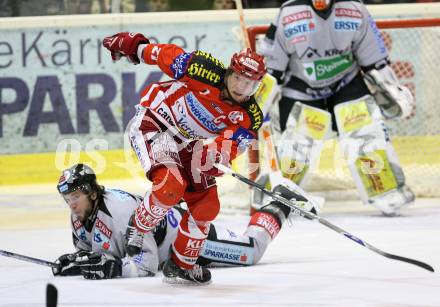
[52, 250, 90, 276]
[364, 65, 415, 119]
[193, 142, 231, 177]
[74, 252, 122, 280]
[102, 32, 149, 64]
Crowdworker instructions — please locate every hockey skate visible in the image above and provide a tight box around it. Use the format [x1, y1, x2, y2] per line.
[369, 184, 415, 217]
[162, 257, 212, 286]
[125, 214, 144, 256]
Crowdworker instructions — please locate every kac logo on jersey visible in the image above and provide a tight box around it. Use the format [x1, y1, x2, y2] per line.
[228, 111, 244, 124]
[284, 21, 316, 39]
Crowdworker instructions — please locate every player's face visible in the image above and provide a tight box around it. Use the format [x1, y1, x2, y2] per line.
[63, 190, 93, 223]
[226, 72, 261, 103]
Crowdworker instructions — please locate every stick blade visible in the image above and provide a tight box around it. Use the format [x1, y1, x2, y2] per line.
[386, 253, 435, 272]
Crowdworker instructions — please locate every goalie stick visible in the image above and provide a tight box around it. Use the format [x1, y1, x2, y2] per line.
[215, 163, 435, 273]
[0, 249, 58, 268]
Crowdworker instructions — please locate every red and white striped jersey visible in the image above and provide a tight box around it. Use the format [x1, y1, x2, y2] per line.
[137, 43, 264, 158]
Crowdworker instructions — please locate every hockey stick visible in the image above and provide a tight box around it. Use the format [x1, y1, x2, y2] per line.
[215, 163, 435, 273]
[0, 249, 58, 268]
[234, 0, 251, 48]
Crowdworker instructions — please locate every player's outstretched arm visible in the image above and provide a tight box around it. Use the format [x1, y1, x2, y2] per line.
[102, 32, 149, 64]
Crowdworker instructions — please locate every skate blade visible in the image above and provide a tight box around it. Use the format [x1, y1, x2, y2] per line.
[163, 276, 212, 286]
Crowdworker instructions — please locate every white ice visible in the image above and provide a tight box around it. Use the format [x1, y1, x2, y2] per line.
[0, 182, 439, 307]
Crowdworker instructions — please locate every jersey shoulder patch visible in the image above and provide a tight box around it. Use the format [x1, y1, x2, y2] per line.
[185, 50, 226, 88]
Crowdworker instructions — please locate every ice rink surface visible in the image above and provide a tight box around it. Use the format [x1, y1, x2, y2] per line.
[0, 182, 439, 307]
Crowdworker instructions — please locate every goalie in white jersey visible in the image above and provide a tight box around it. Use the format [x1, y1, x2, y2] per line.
[258, 0, 415, 216]
[52, 163, 300, 280]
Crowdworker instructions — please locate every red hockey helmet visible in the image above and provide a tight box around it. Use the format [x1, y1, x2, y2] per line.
[229, 48, 266, 81]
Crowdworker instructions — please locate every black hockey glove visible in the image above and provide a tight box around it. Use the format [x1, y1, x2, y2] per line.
[74, 252, 122, 280]
[52, 250, 90, 276]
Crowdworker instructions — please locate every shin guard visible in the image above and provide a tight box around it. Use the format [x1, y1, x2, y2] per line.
[172, 213, 210, 269]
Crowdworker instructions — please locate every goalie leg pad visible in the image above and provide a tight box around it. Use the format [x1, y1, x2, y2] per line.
[277, 102, 332, 186]
[335, 95, 415, 214]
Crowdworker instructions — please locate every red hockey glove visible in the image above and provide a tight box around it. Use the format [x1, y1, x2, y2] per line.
[193, 137, 237, 177]
[102, 32, 149, 64]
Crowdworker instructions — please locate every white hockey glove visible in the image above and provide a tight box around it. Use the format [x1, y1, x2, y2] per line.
[74, 252, 122, 280]
[364, 65, 414, 119]
[52, 250, 89, 276]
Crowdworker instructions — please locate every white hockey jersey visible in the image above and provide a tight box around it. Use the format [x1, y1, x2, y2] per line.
[70, 189, 272, 277]
[260, 0, 388, 95]
[70, 189, 160, 277]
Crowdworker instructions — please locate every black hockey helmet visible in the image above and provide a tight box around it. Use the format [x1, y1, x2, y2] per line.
[57, 163, 97, 195]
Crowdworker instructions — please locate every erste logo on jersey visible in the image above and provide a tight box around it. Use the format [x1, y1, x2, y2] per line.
[94, 218, 112, 250]
[334, 8, 362, 32]
[95, 218, 112, 238]
[282, 10, 315, 40]
[284, 20, 316, 39]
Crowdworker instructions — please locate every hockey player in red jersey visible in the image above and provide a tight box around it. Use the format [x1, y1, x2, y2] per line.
[102, 32, 267, 285]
